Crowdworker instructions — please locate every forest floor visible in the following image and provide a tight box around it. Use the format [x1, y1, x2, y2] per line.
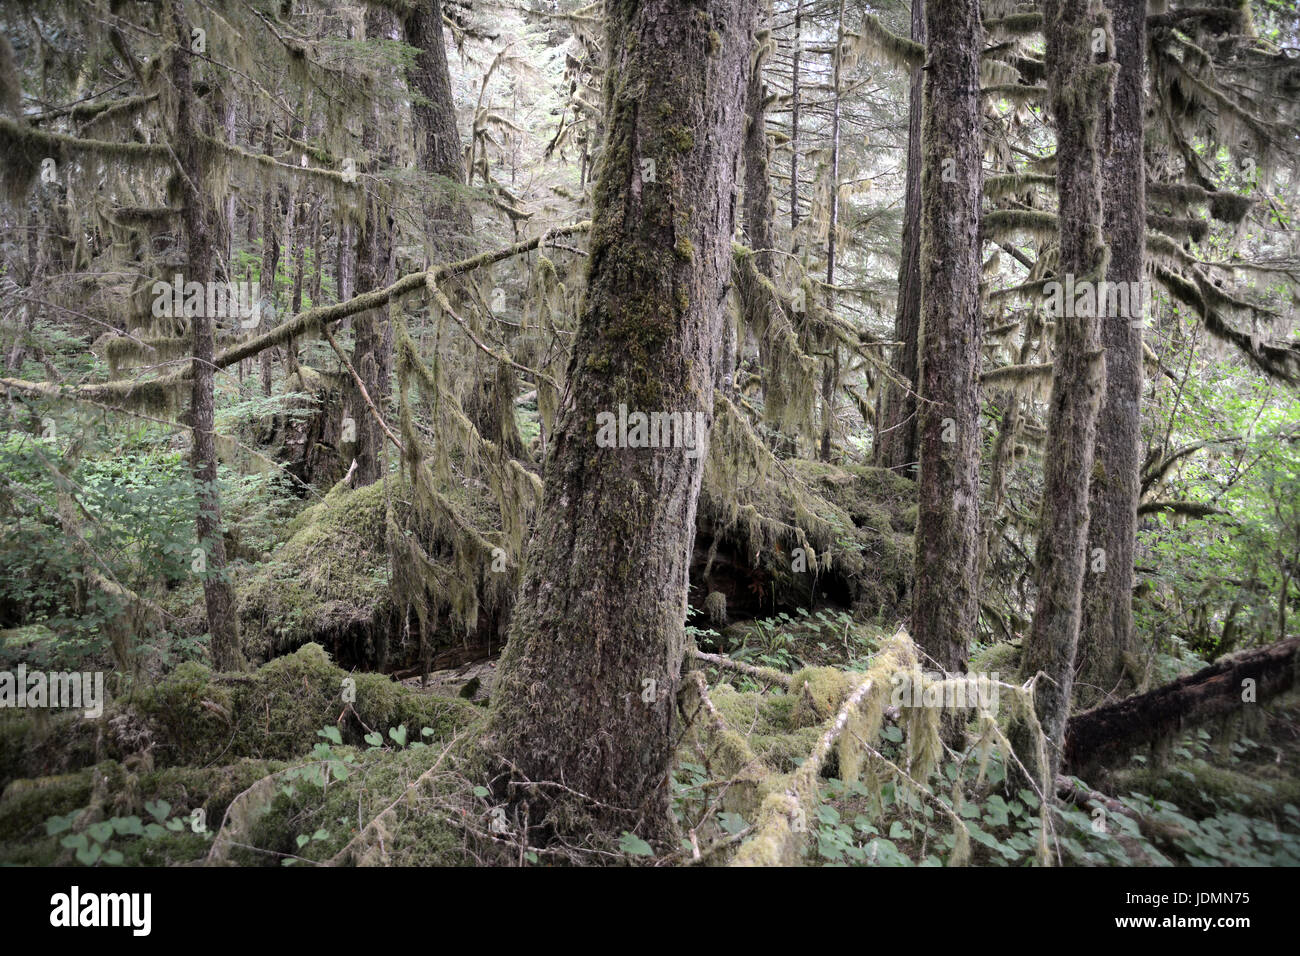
[2, 624, 1297, 866]
[2, 454, 1296, 866]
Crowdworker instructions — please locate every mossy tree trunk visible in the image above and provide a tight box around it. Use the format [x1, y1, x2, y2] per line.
[170, 0, 242, 670]
[819, 0, 847, 463]
[910, 0, 983, 674]
[1016, 0, 1114, 783]
[351, 6, 399, 486]
[790, 0, 803, 233]
[1078, 0, 1144, 706]
[487, 0, 759, 846]
[737, 24, 774, 395]
[258, 118, 279, 400]
[873, 0, 924, 476]
[404, 0, 466, 258]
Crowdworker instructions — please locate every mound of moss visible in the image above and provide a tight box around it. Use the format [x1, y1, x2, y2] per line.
[238, 479, 397, 664]
[238, 474, 508, 669]
[0, 643, 480, 789]
[0, 737, 489, 866]
[0, 758, 285, 865]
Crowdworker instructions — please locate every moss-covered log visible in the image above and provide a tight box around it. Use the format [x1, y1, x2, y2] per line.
[1063, 638, 1300, 776]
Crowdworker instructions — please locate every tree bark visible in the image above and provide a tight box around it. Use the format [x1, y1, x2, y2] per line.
[819, 0, 847, 463]
[170, 0, 242, 671]
[351, 6, 399, 487]
[790, 0, 802, 233]
[487, 0, 759, 846]
[873, 0, 924, 475]
[403, 0, 466, 260]
[910, 0, 983, 674]
[1015, 0, 1113, 784]
[1077, 0, 1145, 707]
[258, 119, 279, 399]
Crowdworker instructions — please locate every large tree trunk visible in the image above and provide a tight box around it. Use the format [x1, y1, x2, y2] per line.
[487, 0, 758, 846]
[170, 0, 242, 670]
[1077, 0, 1145, 707]
[1015, 0, 1113, 784]
[404, 0, 466, 260]
[910, 0, 983, 674]
[872, 0, 924, 476]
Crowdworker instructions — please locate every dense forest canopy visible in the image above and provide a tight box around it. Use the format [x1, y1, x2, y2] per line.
[0, 0, 1297, 874]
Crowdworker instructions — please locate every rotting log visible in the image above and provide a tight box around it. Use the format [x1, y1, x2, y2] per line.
[1063, 637, 1300, 774]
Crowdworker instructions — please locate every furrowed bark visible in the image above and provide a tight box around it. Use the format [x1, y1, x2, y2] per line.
[351, 6, 398, 487]
[170, 0, 242, 671]
[873, 0, 924, 476]
[911, 0, 984, 674]
[486, 0, 759, 846]
[1015, 0, 1114, 784]
[1078, 0, 1145, 707]
[403, 0, 467, 260]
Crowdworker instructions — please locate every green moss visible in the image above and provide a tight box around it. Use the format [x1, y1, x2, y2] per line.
[0, 771, 93, 844]
[238, 743, 479, 866]
[1113, 760, 1300, 818]
[239, 475, 499, 665]
[790, 667, 855, 727]
[971, 640, 1022, 675]
[1, 644, 481, 782]
[668, 126, 694, 153]
[675, 237, 695, 261]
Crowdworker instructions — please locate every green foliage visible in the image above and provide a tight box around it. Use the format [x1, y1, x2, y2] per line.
[0, 428, 196, 668]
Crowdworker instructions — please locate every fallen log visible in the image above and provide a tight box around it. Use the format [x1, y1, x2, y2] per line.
[1063, 637, 1300, 774]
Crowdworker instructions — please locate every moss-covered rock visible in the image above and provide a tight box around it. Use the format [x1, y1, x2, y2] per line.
[238, 475, 506, 668]
[238, 479, 397, 665]
[0, 643, 480, 789]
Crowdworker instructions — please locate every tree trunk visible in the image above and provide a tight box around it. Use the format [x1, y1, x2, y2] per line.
[873, 0, 924, 476]
[351, 6, 398, 487]
[910, 0, 983, 674]
[789, 0, 802, 233]
[403, 0, 466, 260]
[170, 0, 242, 671]
[1077, 0, 1145, 707]
[819, 0, 846, 463]
[258, 119, 279, 399]
[487, 0, 759, 846]
[1015, 0, 1113, 784]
